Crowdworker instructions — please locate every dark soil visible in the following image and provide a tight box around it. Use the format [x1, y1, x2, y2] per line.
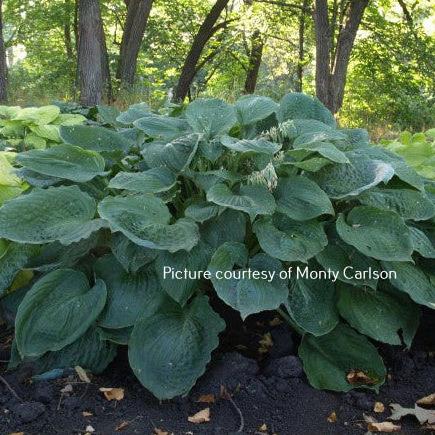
[1, 309, 435, 435]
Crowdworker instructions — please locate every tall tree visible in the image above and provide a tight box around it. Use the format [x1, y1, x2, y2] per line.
[296, 0, 310, 92]
[173, 0, 231, 102]
[244, 30, 264, 93]
[0, 0, 7, 102]
[117, 0, 154, 87]
[313, 0, 368, 113]
[78, 0, 106, 105]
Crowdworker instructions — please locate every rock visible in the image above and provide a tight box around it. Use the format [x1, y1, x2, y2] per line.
[193, 352, 258, 396]
[32, 382, 55, 404]
[269, 324, 295, 358]
[11, 401, 46, 423]
[264, 356, 304, 379]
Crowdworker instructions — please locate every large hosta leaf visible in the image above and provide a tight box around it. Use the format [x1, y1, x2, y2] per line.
[32, 328, 117, 374]
[128, 295, 225, 399]
[16, 144, 106, 183]
[0, 186, 101, 245]
[410, 227, 435, 258]
[299, 323, 386, 392]
[206, 183, 275, 219]
[311, 154, 394, 199]
[30, 124, 61, 142]
[253, 214, 327, 262]
[109, 167, 177, 194]
[358, 188, 435, 221]
[382, 261, 435, 308]
[185, 98, 236, 137]
[134, 115, 190, 140]
[221, 136, 281, 155]
[95, 254, 164, 329]
[366, 147, 425, 191]
[275, 176, 333, 221]
[60, 125, 132, 155]
[98, 195, 199, 252]
[201, 209, 246, 248]
[116, 103, 150, 125]
[279, 119, 334, 140]
[141, 134, 199, 172]
[13, 105, 60, 125]
[15, 269, 107, 357]
[155, 241, 213, 306]
[184, 201, 222, 223]
[208, 243, 288, 319]
[235, 95, 278, 126]
[286, 271, 338, 336]
[0, 243, 39, 297]
[110, 233, 157, 273]
[336, 207, 413, 261]
[278, 93, 336, 127]
[293, 130, 348, 147]
[316, 238, 380, 289]
[292, 141, 349, 164]
[337, 284, 419, 347]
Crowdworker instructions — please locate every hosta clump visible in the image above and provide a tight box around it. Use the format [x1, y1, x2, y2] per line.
[0, 93, 434, 399]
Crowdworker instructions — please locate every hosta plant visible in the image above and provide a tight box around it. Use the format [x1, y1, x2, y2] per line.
[0, 93, 434, 399]
[0, 104, 86, 151]
[379, 129, 435, 180]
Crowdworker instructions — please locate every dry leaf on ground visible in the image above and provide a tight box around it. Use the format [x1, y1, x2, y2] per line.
[367, 421, 401, 432]
[82, 411, 93, 417]
[374, 402, 385, 413]
[417, 393, 435, 406]
[115, 421, 129, 431]
[197, 394, 215, 403]
[75, 366, 91, 383]
[60, 384, 73, 394]
[389, 403, 435, 424]
[99, 387, 125, 401]
[153, 429, 171, 435]
[9, 432, 24, 435]
[327, 411, 337, 422]
[188, 407, 210, 424]
[258, 332, 273, 354]
[346, 370, 377, 385]
[85, 426, 95, 433]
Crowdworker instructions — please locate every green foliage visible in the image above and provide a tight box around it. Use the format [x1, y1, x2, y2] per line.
[0, 93, 434, 400]
[379, 130, 435, 180]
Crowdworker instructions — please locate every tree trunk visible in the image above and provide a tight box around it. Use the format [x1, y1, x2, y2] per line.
[78, 0, 104, 105]
[313, 0, 368, 113]
[64, 0, 74, 59]
[117, 0, 154, 87]
[313, 0, 331, 108]
[329, 0, 368, 112]
[244, 30, 264, 94]
[98, 16, 112, 102]
[173, 0, 230, 102]
[296, 0, 309, 92]
[0, 0, 7, 103]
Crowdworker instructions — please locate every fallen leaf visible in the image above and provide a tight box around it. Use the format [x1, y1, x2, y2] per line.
[75, 366, 91, 383]
[258, 423, 268, 432]
[115, 421, 129, 431]
[327, 411, 337, 423]
[153, 429, 170, 435]
[423, 423, 435, 430]
[374, 401, 385, 413]
[9, 432, 24, 435]
[82, 411, 93, 417]
[269, 317, 282, 326]
[367, 421, 401, 432]
[389, 403, 435, 424]
[85, 426, 95, 433]
[346, 370, 377, 385]
[197, 394, 215, 404]
[417, 393, 435, 406]
[188, 408, 210, 424]
[60, 384, 73, 394]
[99, 387, 125, 401]
[220, 385, 231, 400]
[258, 333, 273, 354]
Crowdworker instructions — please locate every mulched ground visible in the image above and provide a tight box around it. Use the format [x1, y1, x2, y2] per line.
[1, 308, 435, 435]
